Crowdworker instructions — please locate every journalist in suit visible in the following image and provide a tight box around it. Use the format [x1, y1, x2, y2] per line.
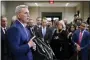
[1, 16, 8, 60]
[36, 19, 52, 44]
[34, 19, 52, 60]
[7, 5, 35, 60]
[72, 22, 90, 60]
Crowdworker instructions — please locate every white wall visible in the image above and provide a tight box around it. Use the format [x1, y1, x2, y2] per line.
[1, 2, 6, 16]
[76, 2, 83, 18]
[64, 7, 76, 23]
[29, 7, 39, 24]
[5, 1, 24, 26]
[29, 7, 76, 23]
[76, 2, 90, 21]
[2, 1, 89, 26]
[83, 2, 89, 21]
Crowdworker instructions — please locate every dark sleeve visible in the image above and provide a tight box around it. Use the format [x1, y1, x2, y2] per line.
[68, 33, 73, 43]
[46, 28, 53, 43]
[89, 33, 90, 49]
[87, 32, 90, 49]
[7, 27, 30, 56]
[50, 30, 55, 45]
[72, 32, 77, 45]
[63, 30, 68, 42]
[35, 28, 40, 38]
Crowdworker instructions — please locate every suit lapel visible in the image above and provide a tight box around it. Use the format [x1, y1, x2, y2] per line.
[1, 28, 4, 34]
[77, 30, 80, 43]
[44, 27, 48, 37]
[39, 27, 43, 38]
[15, 20, 29, 41]
[81, 30, 85, 41]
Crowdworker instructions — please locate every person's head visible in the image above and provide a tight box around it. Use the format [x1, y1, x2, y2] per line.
[47, 21, 52, 28]
[76, 18, 82, 26]
[74, 14, 78, 18]
[15, 5, 30, 24]
[63, 18, 67, 25]
[52, 20, 58, 28]
[56, 21, 63, 30]
[89, 25, 90, 32]
[70, 25, 76, 32]
[27, 18, 34, 27]
[41, 18, 47, 27]
[87, 17, 90, 24]
[36, 17, 42, 25]
[86, 25, 89, 31]
[77, 19, 82, 24]
[1, 16, 8, 28]
[79, 22, 86, 31]
[11, 15, 17, 26]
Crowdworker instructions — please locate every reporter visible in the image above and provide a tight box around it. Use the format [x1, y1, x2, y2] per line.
[50, 21, 70, 60]
[72, 22, 90, 60]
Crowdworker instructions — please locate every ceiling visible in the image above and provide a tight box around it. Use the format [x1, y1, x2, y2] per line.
[24, 2, 80, 7]
[1, 0, 88, 7]
[1, 0, 90, 1]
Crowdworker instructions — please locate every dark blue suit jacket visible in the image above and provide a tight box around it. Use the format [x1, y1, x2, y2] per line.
[1, 28, 7, 58]
[1, 28, 6, 41]
[7, 20, 33, 60]
[72, 29, 90, 60]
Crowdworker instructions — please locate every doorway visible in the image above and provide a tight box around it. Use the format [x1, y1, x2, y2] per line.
[42, 12, 62, 21]
[42, 12, 62, 26]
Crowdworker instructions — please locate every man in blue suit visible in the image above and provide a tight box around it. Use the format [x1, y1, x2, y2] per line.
[7, 5, 36, 60]
[72, 22, 90, 60]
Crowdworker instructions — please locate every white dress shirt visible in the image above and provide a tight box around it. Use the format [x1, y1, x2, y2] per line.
[42, 27, 46, 37]
[2, 27, 6, 34]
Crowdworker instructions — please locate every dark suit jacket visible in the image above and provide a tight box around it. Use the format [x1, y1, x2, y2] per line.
[7, 20, 33, 60]
[1, 27, 10, 60]
[34, 25, 41, 35]
[1, 28, 7, 54]
[72, 29, 90, 60]
[27, 26, 34, 37]
[1, 28, 5, 41]
[50, 29, 70, 59]
[36, 27, 52, 44]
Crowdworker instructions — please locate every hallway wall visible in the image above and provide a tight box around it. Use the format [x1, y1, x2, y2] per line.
[29, 7, 76, 24]
[1, 1, 90, 26]
[76, 2, 90, 21]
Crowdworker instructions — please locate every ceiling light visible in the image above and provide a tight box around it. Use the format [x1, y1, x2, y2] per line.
[66, 3, 69, 6]
[35, 3, 38, 6]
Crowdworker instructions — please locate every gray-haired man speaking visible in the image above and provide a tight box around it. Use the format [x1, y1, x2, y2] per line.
[7, 5, 36, 60]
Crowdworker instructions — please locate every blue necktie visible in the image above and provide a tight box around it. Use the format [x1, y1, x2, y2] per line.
[42, 28, 46, 37]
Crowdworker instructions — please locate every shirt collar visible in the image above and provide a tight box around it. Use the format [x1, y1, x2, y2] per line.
[80, 29, 85, 32]
[42, 26, 46, 29]
[80, 29, 86, 36]
[2, 27, 6, 30]
[18, 20, 27, 28]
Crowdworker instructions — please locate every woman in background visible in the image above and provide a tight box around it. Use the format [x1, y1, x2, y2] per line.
[67, 25, 76, 59]
[50, 21, 70, 60]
